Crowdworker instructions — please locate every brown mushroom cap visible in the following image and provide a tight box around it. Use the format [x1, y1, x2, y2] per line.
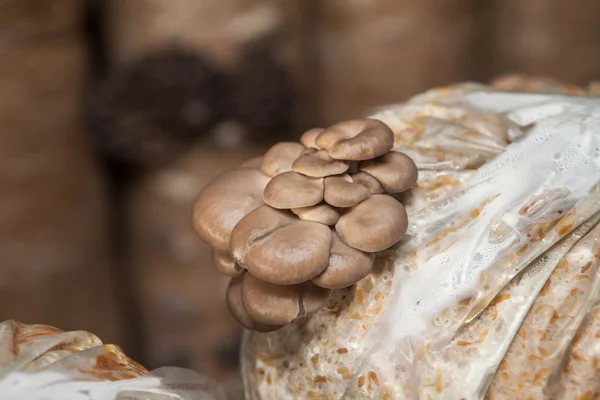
[226, 274, 256, 329]
[292, 149, 349, 178]
[359, 151, 418, 193]
[300, 147, 318, 156]
[238, 156, 263, 169]
[230, 205, 332, 285]
[211, 249, 242, 276]
[312, 231, 375, 289]
[351, 171, 384, 194]
[263, 171, 324, 209]
[323, 175, 371, 208]
[315, 119, 394, 161]
[260, 142, 305, 177]
[241, 273, 331, 326]
[299, 281, 333, 314]
[226, 274, 281, 332]
[335, 194, 408, 252]
[300, 128, 324, 148]
[241, 272, 301, 326]
[291, 203, 340, 225]
[193, 168, 270, 251]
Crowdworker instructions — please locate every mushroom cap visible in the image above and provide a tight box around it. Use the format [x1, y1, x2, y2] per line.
[292, 149, 349, 178]
[359, 151, 418, 193]
[260, 142, 305, 177]
[300, 147, 318, 156]
[315, 119, 394, 161]
[226, 274, 281, 332]
[335, 194, 408, 252]
[193, 168, 270, 251]
[240, 274, 331, 326]
[300, 128, 324, 148]
[312, 231, 375, 289]
[230, 205, 333, 285]
[351, 171, 384, 194]
[230, 205, 292, 265]
[292, 203, 340, 225]
[299, 281, 333, 314]
[241, 272, 301, 325]
[263, 171, 324, 209]
[226, 274, 256, 329]
[239, 156, 263, 169]
[323, 175, 371, 208]
[211, 249, 242, 276]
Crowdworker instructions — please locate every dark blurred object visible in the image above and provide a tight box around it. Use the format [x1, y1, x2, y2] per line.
[105, 0, 309, 139]
[490, 0, 600, 85]
[220, 44, 297, 141]
[0, 7, 122, 345]
[314, 0, 480, 124]
[84, 0, 107, 77]
[0, 0, 84, 40]
[126, 143, 267, 398]
[87, 48, 224, 169]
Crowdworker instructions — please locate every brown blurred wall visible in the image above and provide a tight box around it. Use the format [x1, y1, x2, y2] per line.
[490, 0, 600, 85]
[0, 2, 123, 344]
[313, 0, 480, 124]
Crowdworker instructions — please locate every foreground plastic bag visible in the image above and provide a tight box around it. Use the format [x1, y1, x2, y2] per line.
[241, 83, 600, 399]
[0, 321, 226, 400]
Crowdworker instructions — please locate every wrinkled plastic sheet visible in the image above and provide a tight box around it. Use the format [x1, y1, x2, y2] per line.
[241, 85, 600, 399]
[0, 320, 226, 400]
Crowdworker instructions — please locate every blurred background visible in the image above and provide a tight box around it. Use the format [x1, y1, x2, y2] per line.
[0, 0, 598, 398]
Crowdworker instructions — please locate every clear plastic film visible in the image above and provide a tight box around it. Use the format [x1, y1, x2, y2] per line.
[0, 321, 227, 400]
[241, 84, 600, 399]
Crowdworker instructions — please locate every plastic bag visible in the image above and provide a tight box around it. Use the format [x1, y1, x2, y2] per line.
[240, 84, 600, 399]
[0, 320, 227, 400]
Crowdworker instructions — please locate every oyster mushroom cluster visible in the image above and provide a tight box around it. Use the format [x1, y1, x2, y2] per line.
[193, 118, 417, 331]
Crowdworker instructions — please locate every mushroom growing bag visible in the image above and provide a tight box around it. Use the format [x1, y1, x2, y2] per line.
[0, 321, 227, 400]
[240, 84, 600, 399]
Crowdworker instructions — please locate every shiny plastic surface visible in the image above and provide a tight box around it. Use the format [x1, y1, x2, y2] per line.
[0, 320, 226, 400]
[241, 84, 600, 399]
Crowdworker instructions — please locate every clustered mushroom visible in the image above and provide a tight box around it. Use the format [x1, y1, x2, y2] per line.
[193, 118, 418, 331]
